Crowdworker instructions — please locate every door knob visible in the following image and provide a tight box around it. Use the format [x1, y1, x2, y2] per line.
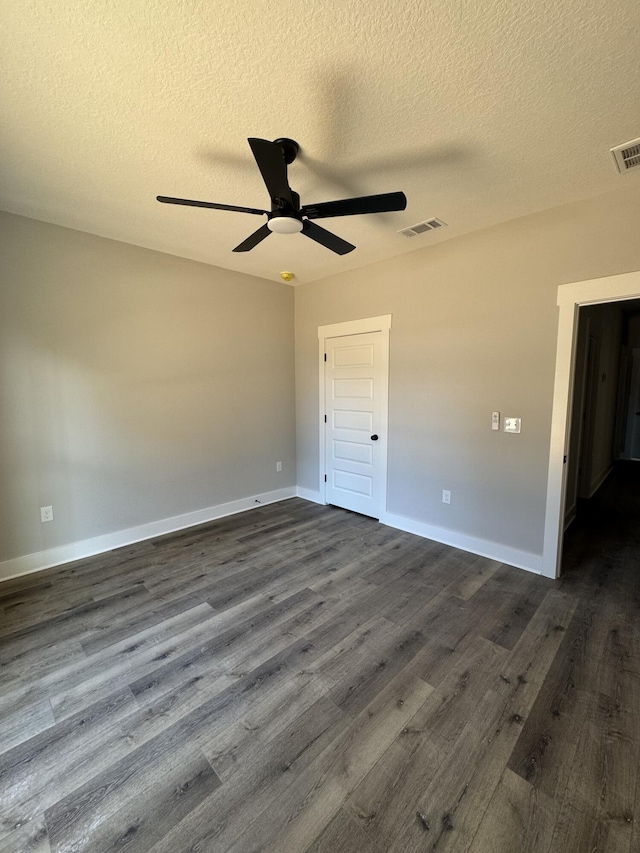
[371, 434, 379, 441]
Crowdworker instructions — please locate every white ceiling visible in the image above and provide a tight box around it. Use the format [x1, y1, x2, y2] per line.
[1, 0, 639, 284]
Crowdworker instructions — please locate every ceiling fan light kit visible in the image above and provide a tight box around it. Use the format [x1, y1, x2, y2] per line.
[268, 217, 303, 234]
[157, 137, 407, 255]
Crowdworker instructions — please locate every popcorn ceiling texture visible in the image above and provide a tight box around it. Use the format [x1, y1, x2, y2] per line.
[1, 0, 639, 283]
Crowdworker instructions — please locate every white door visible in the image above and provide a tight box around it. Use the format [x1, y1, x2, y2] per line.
[324, 331, 388, 518]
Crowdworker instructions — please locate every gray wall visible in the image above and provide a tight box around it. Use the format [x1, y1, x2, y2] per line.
[295, 183, 640, 558]
[4, 179, 640, 569]
[0, 212, 296, 563]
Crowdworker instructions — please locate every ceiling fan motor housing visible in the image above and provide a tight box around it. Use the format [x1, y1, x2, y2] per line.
[273, 138, 300, 165]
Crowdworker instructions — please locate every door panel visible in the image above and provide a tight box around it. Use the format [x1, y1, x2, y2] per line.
[333, 440, 372, 464]
[324, 331, 387, 518]
[333, 378, 374, 398]
[333, 410, 373, 431]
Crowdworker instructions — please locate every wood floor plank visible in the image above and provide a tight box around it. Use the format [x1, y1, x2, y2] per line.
[0, 602, 218, 722]
[470, 768, 557, 853]
[481, 581, 548, 650]
[0, 688, 138, 839]
[128, 587, 321, 707]
[547, 800, 626, 853]
[344, 703, 448, 849]
[0, 578, 53, 604]
[0, 467, 638, 852]
[0, 700, 55, 753]
[224, 652, 434, 853]
[45, 743, 220, 853]
[202, 683, 342, 783]
[50, 603, 222, 720]
[328, 621, 429, 718]
[510, 593, 640, 853]
[0, 815, 51, 853]
[0, 641, 88, 708]
[1, 583, 93, 637]
[507, 597, 602, 798]
[449, 556, 503, 601]
[306, 807, 385, 853]
[148, 694, 348, 853]
[0, 585, 150, 652]
[387, 589, 577, 853]
[345, 636, 505, 848]
[118, 636, 318, 752]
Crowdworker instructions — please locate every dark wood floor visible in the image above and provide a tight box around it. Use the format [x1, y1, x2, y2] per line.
[1, 468, 639, 853]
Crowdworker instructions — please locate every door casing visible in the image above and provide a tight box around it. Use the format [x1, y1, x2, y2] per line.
[543, 270, 640, 578]
[318, 315, 391, 512]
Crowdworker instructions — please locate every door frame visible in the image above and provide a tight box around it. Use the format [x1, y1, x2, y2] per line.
[318, 315, 392, 510]
[542, 270, 640, 578]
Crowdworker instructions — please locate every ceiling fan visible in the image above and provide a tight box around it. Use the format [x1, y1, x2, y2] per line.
[157, 138, 407, 255]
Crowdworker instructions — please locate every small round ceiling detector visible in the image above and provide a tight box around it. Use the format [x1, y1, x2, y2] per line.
[280, 271, 295, 282]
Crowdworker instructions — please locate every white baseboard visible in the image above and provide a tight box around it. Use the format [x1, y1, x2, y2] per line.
[379, 510, 543, 575]
[0, 487, 297, 583]
[296, 487, 324, 504]
[0, 486, 544, 585]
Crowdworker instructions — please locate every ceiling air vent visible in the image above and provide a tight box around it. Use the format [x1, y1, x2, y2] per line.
[398, 218, 447, 238]
[611, 138, 640, 174]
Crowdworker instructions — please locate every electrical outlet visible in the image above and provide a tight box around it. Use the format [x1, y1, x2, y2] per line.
[40, 505, 54, 523]
[442, 490, 451, 504]
[276, 461, 282, 472]
[504, 417, 521, 434]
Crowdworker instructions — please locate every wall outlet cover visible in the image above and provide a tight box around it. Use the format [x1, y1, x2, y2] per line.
[40, 505, 54, 522]
[504, 417, 521, 433]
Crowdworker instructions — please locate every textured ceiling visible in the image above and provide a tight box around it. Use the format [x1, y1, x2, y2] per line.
[1, 0, 639, 284]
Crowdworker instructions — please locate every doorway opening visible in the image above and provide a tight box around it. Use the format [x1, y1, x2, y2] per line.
[543, 271, 640, 578]
[564, 300, 640, 528]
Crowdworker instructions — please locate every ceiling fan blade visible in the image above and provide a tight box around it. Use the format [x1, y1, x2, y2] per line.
[248, 138, 294, 207]
[232, 223, 272, 252]
[302, 220, 355, 255]
[302, 191, 407, 220]
[157, 196, 267, 216]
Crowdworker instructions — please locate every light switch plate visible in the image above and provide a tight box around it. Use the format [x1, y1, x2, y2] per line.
[504, 417, 521, 433]
[491, 411, 500, 431]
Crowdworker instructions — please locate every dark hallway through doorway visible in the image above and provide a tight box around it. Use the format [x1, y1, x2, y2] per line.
[562, 459, 640, 594]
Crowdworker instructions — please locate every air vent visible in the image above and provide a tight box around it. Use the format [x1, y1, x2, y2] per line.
[398, 218, 447, 238]
[611, 138, 640, 173]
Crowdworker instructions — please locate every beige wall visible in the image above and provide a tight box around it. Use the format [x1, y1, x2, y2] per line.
[0, 212, 296, 563]
[295, 183, 640, 558]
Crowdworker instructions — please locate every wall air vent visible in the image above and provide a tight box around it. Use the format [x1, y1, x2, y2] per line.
[398, 218, 447, 238]
[611, 138, 640, 173]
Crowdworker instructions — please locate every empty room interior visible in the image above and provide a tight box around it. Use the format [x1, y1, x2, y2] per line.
[2, 1, 640, 851]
